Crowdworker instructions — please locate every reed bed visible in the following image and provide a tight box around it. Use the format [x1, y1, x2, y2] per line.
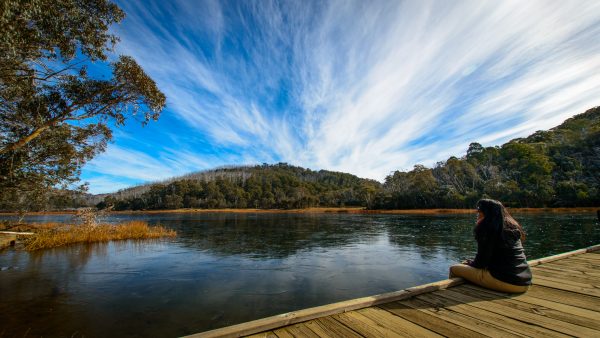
[21, 221, 176, 251]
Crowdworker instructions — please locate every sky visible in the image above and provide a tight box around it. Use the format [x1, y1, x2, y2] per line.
[81, 0, 600, 194]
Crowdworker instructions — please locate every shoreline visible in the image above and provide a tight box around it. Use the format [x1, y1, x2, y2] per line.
[0, 206, 598, 216]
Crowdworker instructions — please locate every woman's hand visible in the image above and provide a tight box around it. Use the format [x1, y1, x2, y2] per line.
[461, 259, 473, 266]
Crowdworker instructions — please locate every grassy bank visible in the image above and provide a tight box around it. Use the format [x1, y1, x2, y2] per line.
[1, 206, 598, 217]
[17, 221, 176, 251]
[93, 206, 600, 214]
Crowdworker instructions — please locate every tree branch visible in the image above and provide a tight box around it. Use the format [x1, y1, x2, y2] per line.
[0, 89, 130, 155]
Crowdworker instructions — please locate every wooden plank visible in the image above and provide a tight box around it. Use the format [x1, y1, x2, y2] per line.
[332, 311, 403, 338]
[302, 317, 363, 338]
[532, 264, 600, 278]
[544, 259, 600, 271]
[534, 262, 600, 275]
[532, 267, 600, 285]
[270, 329, 293, 338]
[533, 275, 600, 297]
[188, 278, 463, 338]
[559, 257, 600, 267]
[573, 257, 600, 265]
[273, 323, 318, 338]
[541, 261, 600, 276]
[534, 270, 599, 285]
[460, 284, 600, 322]
[245, 332, 278, 338]
[531, 267, 600, 282]
[382, 296, 521, 337]
[380, 301, 488, 338]
[459, 285, 600, 331]
[413, 291, 566, 338]
[527, 244, 600, 267]
[577, 253, 600, 260]
[357, 307, 442, 338]
[548, 254, 600, 264]
[436, 288, 600, 337]
[525, 285, 600, 311]
[568, 253, 600, 261]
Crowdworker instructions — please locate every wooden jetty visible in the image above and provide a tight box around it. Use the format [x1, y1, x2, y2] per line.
[189, 244, 600, 338]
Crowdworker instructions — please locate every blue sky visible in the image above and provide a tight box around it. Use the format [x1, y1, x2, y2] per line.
[81, 0, 600, 194]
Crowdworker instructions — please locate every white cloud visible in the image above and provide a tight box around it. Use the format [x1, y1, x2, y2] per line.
[86, 0, 600, 192]
[294, 0, 600, 179]
[86, 145, 180, 182]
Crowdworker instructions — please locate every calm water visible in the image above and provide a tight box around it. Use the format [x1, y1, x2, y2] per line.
[1, 212, 599, 337]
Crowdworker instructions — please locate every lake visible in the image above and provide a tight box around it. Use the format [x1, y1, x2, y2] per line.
[1, 211, 599, 337]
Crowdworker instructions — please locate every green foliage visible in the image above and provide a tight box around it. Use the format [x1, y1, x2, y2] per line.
[376, 106, 600, 209]
[99, 163, 382, 211]
[0, 0, 165, 211]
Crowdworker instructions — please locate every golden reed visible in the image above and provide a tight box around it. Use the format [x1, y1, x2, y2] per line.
[21, 221, 176, 251]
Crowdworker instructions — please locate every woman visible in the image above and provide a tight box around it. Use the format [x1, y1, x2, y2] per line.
[449, 199, 532, 293]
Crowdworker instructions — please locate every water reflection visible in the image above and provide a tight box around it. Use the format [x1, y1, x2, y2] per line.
[167, 213, 387, 258]
[0, 212, 598, 337]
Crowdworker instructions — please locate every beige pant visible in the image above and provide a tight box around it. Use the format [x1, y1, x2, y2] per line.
[449, 264, 530, 293]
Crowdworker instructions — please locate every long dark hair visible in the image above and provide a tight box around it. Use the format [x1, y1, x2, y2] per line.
[475, 199, 526, 242]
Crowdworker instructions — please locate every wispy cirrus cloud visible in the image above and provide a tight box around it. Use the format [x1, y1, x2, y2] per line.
[82, 0, 600, 193]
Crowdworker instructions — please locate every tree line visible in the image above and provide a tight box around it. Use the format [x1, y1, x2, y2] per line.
[98, 163, 381, 210]
[373, 106, 600, 209]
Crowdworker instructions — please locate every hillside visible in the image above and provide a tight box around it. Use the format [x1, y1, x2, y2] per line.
[375, 106, 600, 208]
[98, 163, 381, 210]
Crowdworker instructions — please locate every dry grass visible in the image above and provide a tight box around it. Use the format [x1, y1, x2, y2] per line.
[90, 206, 600, 215]
[2, 206, 598, 217]
[21, 221, 176, 251]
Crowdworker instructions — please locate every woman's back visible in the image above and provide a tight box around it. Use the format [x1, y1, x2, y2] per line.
[487, 230, 531, 286]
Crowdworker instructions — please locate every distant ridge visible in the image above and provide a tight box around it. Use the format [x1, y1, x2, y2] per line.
[106, 164, 257, 199]
[98, 163, 381, 210]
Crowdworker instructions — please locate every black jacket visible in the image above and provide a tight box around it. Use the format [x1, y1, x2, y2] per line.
[470, 228, 532, 286]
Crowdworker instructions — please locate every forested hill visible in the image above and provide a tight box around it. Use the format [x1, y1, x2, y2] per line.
[374, 106, 600, 209]
[99, 164, 381, 210]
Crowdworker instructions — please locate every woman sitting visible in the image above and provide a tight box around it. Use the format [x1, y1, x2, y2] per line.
[449, 199, 532, 293]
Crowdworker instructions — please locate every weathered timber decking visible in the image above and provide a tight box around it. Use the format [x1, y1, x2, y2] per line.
[190, 244, 600, 338]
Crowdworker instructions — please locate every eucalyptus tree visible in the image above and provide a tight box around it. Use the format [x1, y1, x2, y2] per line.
[0, 0, 166, 211]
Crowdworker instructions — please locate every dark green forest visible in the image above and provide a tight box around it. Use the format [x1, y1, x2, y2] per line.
[98, 164, 381, 211]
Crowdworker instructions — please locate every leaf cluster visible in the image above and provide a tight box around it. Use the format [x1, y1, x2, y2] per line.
[0, 0, 165, 212]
